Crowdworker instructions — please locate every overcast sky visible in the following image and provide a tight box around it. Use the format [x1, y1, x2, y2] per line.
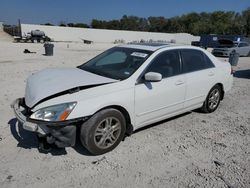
[0, 0, 249, 25]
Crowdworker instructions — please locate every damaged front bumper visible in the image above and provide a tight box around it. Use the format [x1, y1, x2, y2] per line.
[11, 98, 87, 148]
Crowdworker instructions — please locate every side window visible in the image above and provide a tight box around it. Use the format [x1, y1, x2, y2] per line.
[203, 53, 215, 68]
[95, 51, 127, 66]
[238, 43, 249, 47]
[181, 49, 214, 73]
[243, 43, 249, 47]
[145, 50, 181, 78]
[238, 43, 244, 47]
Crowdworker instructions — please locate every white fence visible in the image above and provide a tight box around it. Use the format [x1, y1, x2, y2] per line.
[21, 24, 199, 44]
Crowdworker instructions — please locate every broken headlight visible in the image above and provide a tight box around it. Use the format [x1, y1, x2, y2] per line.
[30, 102, 77, 121]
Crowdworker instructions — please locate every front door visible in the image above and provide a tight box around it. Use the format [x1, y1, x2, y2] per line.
[135, 50, 186, 128]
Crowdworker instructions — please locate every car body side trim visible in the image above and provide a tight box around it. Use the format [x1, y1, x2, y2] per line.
[136, 100, 184, 117]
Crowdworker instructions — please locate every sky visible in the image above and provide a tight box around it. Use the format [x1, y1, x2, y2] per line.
[0, 0, 249, 25]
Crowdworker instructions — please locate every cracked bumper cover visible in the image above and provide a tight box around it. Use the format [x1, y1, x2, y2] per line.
[11, 98, 88, 147]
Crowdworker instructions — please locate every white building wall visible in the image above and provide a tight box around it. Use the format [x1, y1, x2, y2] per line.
[21, 24, 199, 44]
[0, 22, 3, 30]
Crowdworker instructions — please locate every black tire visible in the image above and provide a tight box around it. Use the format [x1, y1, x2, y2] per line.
[247, 51, 250, 57]
[200, 85, 222, 113]
[80, 108, 126, 155]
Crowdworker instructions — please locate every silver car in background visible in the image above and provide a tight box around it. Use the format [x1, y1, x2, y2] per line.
[212, 39, 250, 57]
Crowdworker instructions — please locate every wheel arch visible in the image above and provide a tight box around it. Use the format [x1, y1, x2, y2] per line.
[214, 83, 224, 100]
[96, 105, 134, 136]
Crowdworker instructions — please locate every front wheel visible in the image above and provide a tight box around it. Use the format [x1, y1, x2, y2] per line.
[200, 85, 222, 113]
[80, 109, 126, 155]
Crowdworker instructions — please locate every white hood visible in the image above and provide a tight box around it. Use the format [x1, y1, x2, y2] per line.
[25, 68, 117, 107]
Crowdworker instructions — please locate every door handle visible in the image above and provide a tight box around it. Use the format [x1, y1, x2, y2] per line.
[208, 72, 215, 76]
[175, 80, 184, 85]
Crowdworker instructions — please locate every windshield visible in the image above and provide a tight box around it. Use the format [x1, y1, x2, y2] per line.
[78, 47, 152, 80]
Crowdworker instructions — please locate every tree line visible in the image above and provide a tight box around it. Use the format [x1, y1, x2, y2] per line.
[44, 7, 250, 36]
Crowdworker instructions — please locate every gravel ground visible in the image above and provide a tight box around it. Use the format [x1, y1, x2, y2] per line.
[0, 41, 249, 188]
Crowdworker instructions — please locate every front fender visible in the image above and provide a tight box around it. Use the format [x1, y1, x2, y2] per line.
[67, 88, 135, 125]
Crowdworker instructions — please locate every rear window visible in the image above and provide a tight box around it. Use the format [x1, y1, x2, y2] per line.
[181, 49, 214, 73]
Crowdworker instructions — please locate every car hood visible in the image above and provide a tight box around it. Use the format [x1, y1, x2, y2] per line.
[25, 68, 118, 107]
[215, 39, 235, 49]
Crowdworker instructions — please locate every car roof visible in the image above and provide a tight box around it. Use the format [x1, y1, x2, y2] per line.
[119, 43, 177, 51]
[118, 43, 209, 53]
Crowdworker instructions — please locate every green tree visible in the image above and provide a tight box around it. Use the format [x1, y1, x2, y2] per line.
[87, 7, 250, 36]
[67, 23, 75, 27]
[91, 19, 105, 29]
[74, 23, 89, 28]
[242, 7, 250, 36]
[59, 21, 66, 27]
[43, 23, 54, 26]
[181, 12, 201, 33]
[106, 20, 121, 30]
[148, 17, 167, 32]
[120, 15, 141, 31]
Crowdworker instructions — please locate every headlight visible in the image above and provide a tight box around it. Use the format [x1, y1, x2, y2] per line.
[30, 102, 77, 122]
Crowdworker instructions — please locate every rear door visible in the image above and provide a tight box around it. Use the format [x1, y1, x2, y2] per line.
[135, 50, 186, 127]
[180, 49, 216, 109]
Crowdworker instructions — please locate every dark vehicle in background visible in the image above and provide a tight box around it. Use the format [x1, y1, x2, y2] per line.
[191, 41, 201, 47]
[191, 34, 249, 49]
[212, 39, 250, 57]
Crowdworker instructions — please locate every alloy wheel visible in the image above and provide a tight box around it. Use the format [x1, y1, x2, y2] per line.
[208, 88, 220, 110]
[94, 117, 121, 149]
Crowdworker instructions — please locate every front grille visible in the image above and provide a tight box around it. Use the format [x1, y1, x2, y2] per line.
[213, 52, 224, 56]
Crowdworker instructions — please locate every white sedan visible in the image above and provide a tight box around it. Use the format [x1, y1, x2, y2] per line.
[12, 43, 233, 155]
[212, 40, 250, 57]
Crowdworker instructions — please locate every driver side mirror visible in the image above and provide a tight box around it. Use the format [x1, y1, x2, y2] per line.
[144, 72, 162, 82]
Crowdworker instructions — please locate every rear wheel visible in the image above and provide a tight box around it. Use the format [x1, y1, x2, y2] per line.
[200, 85, 222, 113]
[80, 108, 126, 155]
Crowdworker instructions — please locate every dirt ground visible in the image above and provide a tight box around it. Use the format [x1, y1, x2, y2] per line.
[0, 41, 249, 188]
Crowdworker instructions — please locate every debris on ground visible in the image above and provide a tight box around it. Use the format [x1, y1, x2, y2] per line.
[23, 49, 36, 54]
[214, 160, 224, 167]
[92, 156, 106, 165]
[6, 175, 13, 181]
[217, 176, 235, 188]
[214, 142, 227, 148]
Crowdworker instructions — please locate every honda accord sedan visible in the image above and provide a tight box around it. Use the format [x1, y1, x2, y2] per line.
[12, 43, 233, 155]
